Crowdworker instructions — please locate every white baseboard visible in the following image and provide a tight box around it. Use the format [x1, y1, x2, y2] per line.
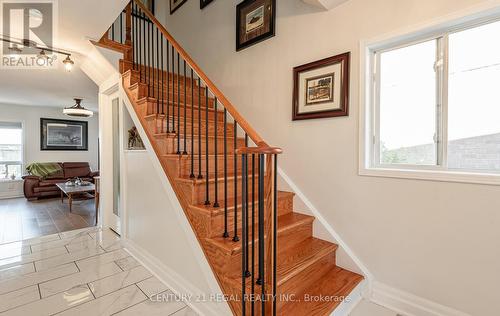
[0, 192, 23, 200]
[122, 238, 231, 316]
[332, 279, 366, 316]
[371, 282, 471, 316]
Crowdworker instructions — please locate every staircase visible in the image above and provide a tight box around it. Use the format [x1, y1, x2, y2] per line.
[95, 1, 363, 315]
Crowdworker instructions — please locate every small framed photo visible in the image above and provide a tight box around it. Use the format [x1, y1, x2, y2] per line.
[236, 0, 276, 51]
[40, 118, 88, 151]
[170, 0, 187, 14]
[200, 0, 214, 9]
[292, 52, 350, 120]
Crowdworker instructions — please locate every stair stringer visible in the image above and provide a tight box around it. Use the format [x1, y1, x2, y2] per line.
[118, 83, 232, 316]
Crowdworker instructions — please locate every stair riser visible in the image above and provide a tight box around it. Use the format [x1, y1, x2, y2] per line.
[187, 193, 292, 239]
[139, 101, 224, 122]
[205, 221, 313, 280]
[126, 77, 208, 98]
[145, 101, 218, 118]
[208, 201, 264, 239]
[177, 175, 255, 206]
[277, 253, 336, 304]
[130, 77, 207, 91]
[145, 117, 235, 138]
[277, 194, 293, 216]
[155, 135, 245, 155]
[162, 154, 243, 178]
[123, 67, 201, 88]
[140, 91, 215, 109]
[129, 84, 212, 109]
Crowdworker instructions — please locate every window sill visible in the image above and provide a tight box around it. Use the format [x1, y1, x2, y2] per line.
[359, 167, 500, 186]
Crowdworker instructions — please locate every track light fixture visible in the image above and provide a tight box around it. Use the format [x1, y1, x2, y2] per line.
[1, 36, 75, 71]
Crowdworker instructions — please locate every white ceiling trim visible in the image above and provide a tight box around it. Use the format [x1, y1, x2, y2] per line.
[302, 0, 350, 10]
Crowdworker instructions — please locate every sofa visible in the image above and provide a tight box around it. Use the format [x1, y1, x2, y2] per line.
[22, 162, 99, 201]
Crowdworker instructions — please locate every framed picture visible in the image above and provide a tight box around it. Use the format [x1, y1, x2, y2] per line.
[170, 0, 187, 14]
[200, 0, 214, 9]
[236, 0, 276, 51]
[40, 118, 88, 151]
[292, 52, 350, 120]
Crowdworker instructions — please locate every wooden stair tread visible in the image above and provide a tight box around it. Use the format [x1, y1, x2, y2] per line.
[206, 212, 315, 255]
[190, 190, 294, 216]
[276, 237, 337, 286]
[176, 172, 254, 184]
[278, 266, 363, 316]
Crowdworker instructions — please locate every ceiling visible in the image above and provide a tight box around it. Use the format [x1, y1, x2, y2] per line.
[0, 0, 129, 111]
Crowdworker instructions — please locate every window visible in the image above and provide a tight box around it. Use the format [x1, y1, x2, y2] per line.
[368, 18, 500, 179]
[0, 122, 23, 179]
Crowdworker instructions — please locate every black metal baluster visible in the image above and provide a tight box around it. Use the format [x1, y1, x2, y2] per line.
[183, 60, 188, 154]
[140, 10, 144, 82]
[223, 109, 228, 238]
[146, 20, 150, 97]
[135, 5, 138, 71]
[213, 97, 219, 208]
[120, 11, 123, 44]
[160, 35, 164, 115]
[153, 25, 160, 114]
[233, 122, 239, 242]
[204, 86, 210, 206]
[257, 154, 265, 316]
[150, 20, 154, 100]
[245, 133, 250, 277]
[190, 68, 195, 178]
[150, 20, 154, 102]
[132, 5, 135, 70]
[197, 77, 202, 179]
[272, 154, 278, 316]
[166, 41, 170, 131]
[241, 153, 248, 316]
[146, 20, 151, 97]
[111, 23, 115, 41]
[177, 52, 181, 154]
[251, 153, 255, 316]
[171, 46, 175, 133]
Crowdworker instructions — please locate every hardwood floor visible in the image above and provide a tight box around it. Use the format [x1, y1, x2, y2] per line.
[0, 198, 96, 244]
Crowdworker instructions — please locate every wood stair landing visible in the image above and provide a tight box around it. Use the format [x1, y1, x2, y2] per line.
[98, 9, 364, 313]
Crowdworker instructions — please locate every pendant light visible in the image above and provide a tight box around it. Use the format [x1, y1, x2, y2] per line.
[37, 49, 49, 60]
[63, 55, 74, 72]
[63, 98, 93, 118]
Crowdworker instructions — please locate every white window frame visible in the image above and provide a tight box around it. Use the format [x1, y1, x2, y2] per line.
[0, 120, 25, 181]
[359, 5, 500, 186]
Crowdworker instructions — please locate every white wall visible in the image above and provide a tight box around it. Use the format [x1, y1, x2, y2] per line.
[0, 103, 99, 171]
[158, 0, 500, 315]
[117, 90, 231, 316]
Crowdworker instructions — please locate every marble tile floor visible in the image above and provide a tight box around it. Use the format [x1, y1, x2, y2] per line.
[0, 226, 198, 316]
[0, 197, 97, 244]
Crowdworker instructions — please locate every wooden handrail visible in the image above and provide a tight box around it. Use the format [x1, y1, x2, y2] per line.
[236, 146, 283, 155]
[132, 0, 270, 149]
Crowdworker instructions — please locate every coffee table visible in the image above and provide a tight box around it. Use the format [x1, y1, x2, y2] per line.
[56, 182, 96, 213]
